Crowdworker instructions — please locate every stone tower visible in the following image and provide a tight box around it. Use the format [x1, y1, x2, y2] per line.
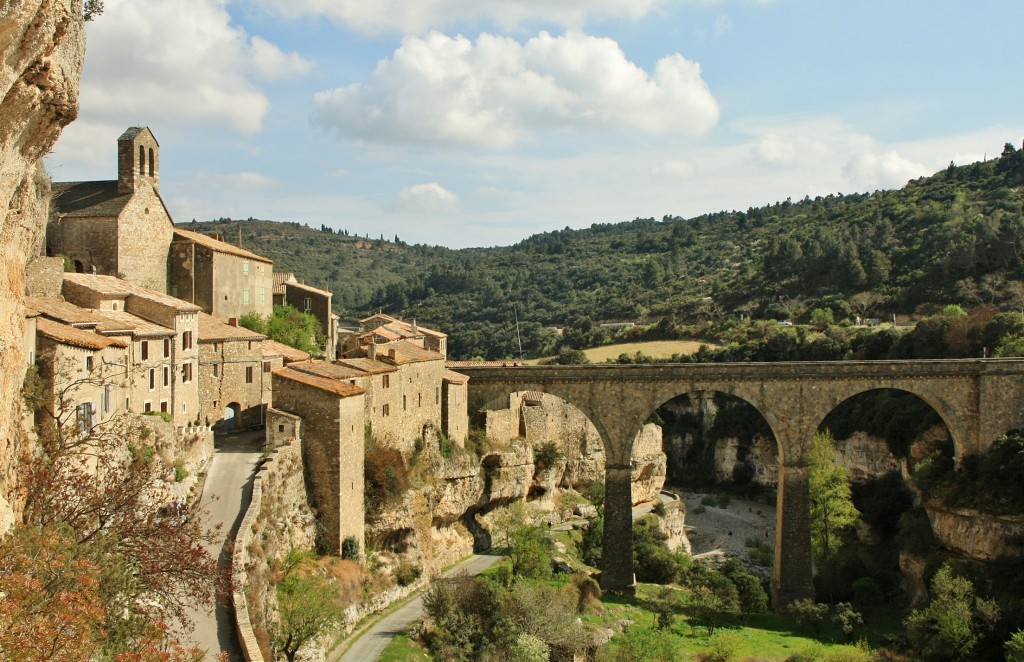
[117, 126, 159, 194]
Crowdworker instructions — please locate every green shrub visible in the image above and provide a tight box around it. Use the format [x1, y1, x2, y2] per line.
[173, 458, 188, 483]
[394, 562, 422, 587]
[652, 500, 667, 516]
[364, 443, 410, 511]
[704, 631, 742, 662]
[533, 442, 563, 470]
[341, 536, 360, 560]
[851, 576, 882, 608]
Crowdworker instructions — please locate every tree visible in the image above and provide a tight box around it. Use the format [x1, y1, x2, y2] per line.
[271, 571, 345, 662]
[509, 524, 553, 580]
[808, 430, 860, 561]
[905, 563, 999, 660]
[831, 602, 863, 642]
[239, 305, 324, 356]
[1006, 629, 1024, 662]
[789, 598, 829, 638]
[687, 573, 739, 636]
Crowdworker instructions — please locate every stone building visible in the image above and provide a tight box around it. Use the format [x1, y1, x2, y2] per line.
[339, 313, 447, 359]
[61, 273, 200, 424]
[442, 369, 470, 447]
[197, 313, 268, 431]
[271, 366, 365, 556]
[47, 127, 173, 293]
[32, 317, 131, 436]
[168, 228, 274, 322]
[273, 272, 337, 360]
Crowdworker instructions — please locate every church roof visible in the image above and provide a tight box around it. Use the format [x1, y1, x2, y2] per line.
[172, 228, 273, 264]
[118, 126, 158, 144]
[51, 181, 131, 218]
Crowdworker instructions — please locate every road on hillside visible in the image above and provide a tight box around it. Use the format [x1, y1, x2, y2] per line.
[184, 430, 264, 661]
[333, 554, 503, 662]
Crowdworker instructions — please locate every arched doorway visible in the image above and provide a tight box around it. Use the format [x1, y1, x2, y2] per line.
[223, 402, 241, 431]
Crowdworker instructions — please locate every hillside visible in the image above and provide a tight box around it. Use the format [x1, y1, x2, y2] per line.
[182, 144, 1024, 360]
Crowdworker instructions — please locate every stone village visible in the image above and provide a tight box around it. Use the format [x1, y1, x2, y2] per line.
[13, 127, 677, 649]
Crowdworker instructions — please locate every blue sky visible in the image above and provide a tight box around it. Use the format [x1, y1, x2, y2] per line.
[47, 0, 1024, 248]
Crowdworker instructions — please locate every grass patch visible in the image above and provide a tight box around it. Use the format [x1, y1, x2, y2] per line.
[528, 339, 718, 364]
[378, 633, 432, 661]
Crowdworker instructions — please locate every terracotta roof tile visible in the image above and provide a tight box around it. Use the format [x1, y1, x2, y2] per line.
[63, 273, 202, 313]
[336, 357, 397, 375]
[36, 318, 120, 350]
[261, 339, 311, 362]
[172, 228, 273, 264]
[285, 280, 332, 297]
[26, 296, 104, 326]
[198, 313, 265, 343]
[446, 360, 524, 368]
[379, 340, 443, 365]
[289, 360, 367, 380]
[95, 310, 173, 337]
[273, 272, 296, 294]
[273, 366, 365, 398]
[443, 369, 470, 384]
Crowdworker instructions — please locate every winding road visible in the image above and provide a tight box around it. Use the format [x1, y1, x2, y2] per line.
[184, 430, 264, 661]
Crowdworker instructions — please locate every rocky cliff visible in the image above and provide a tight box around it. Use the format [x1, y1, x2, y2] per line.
[0, 0, 85, 531]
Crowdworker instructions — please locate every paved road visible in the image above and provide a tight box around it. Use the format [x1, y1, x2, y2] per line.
[333, 554, 503, 662]
[184, 431, 264, 661]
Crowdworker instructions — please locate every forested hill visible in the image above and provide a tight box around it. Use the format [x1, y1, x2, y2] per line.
[183, 144, 1024, 360]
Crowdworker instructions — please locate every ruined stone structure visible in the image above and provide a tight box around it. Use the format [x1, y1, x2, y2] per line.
[461, 359, 1024, 606]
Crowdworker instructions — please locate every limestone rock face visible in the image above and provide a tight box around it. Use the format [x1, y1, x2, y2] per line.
[0, 0, 85, 530]
[631, 423, 667, 505]
[832, 432, 901, 482]
[713, 435, 779, 487]
[924, 501, 1024, 562]
[656, 501, 691, 555]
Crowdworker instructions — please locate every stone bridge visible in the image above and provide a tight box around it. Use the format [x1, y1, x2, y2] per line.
[459, 359, 1024, 606]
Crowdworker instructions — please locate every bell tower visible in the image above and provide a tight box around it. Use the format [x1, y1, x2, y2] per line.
[117, 126, 159, 194]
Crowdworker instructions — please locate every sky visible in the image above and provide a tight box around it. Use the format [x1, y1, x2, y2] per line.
[47, 0, 1024, 249]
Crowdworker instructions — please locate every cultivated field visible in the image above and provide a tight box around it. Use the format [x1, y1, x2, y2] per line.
[529, 339, 719, 364]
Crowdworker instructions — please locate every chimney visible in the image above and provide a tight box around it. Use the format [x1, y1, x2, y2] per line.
[228, 317, 238, 326]
[411, 319, 418, 334]
[368, 343, 376, 359]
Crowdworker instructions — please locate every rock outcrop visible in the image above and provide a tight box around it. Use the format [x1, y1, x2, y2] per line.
[924, 501, 1024, 562]
[0, 0, 85, 531]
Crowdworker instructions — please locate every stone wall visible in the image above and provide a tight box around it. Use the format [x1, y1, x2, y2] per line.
[366, 356, 445, 455]
[115, 184, 172, 293]
[48, 216, 118, 276]
[209, 250, 273, 321]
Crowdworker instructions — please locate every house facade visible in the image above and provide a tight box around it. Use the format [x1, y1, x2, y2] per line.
[197, 313, 268, 431]
[168, 228, 274, 322]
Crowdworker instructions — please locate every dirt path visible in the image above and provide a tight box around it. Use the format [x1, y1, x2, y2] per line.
[682, 492, 776, 564]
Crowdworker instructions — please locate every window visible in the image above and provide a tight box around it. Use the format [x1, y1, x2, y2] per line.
[402, 395, 407, 411]
[77, 402, 95, 434]
[278, 424, 285, 433]
[263, 361, 271, 373]
[149, 368, 155, 390]
[260, 287, 266, 304]
[303, 297, 312, 311]
[148, 147, 154, 177]
[85, 355, 93, 371]
[144, 401, 152, 413]
[141, 340, 149, 360]
[163, 338, 170, 358]
[435, 387, 440, 405]
[160, 401, 168, 413]
[139, 145, 145, 175]
[242, 260, 249, 275]
[182, 362, 193, 383]
[245, 366, 254, 384]
[163, 366, 169, 387]
[418, 393, 422, 408]
[382, 374, 390, 388]
[382, 403, 389, 417]
[243, 289, 250, 305]
[212, 363, 218, 377]
[182, 331, 193, 351]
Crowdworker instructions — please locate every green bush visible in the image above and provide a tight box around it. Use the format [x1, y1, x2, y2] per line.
[851, 576, 883, 608]
[533, 442, 563, 470]
[704, 631, 742, 662]
[341, 536, 359, 560]
[173, 458, 188, 483]
[394, 562, 422, 587]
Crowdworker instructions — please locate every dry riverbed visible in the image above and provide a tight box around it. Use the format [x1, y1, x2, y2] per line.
[682, 492, 776, 566]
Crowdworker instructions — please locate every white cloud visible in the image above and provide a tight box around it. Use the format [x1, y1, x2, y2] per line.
[314, 31, 719, 148]
[714, 15, 734, 36]
[192, 170, 279, 190]
[250, 0, 668, 34]
[395, 183, 461, 213]
[66, 0, 309, 134]
[842, 147, 927, 191]
[250, 36, 315, 80]
[651, 160, 695, 178]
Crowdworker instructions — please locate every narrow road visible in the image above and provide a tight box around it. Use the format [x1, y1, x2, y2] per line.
[184, 430, 265, 661]
[333, 554, 502, 662]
